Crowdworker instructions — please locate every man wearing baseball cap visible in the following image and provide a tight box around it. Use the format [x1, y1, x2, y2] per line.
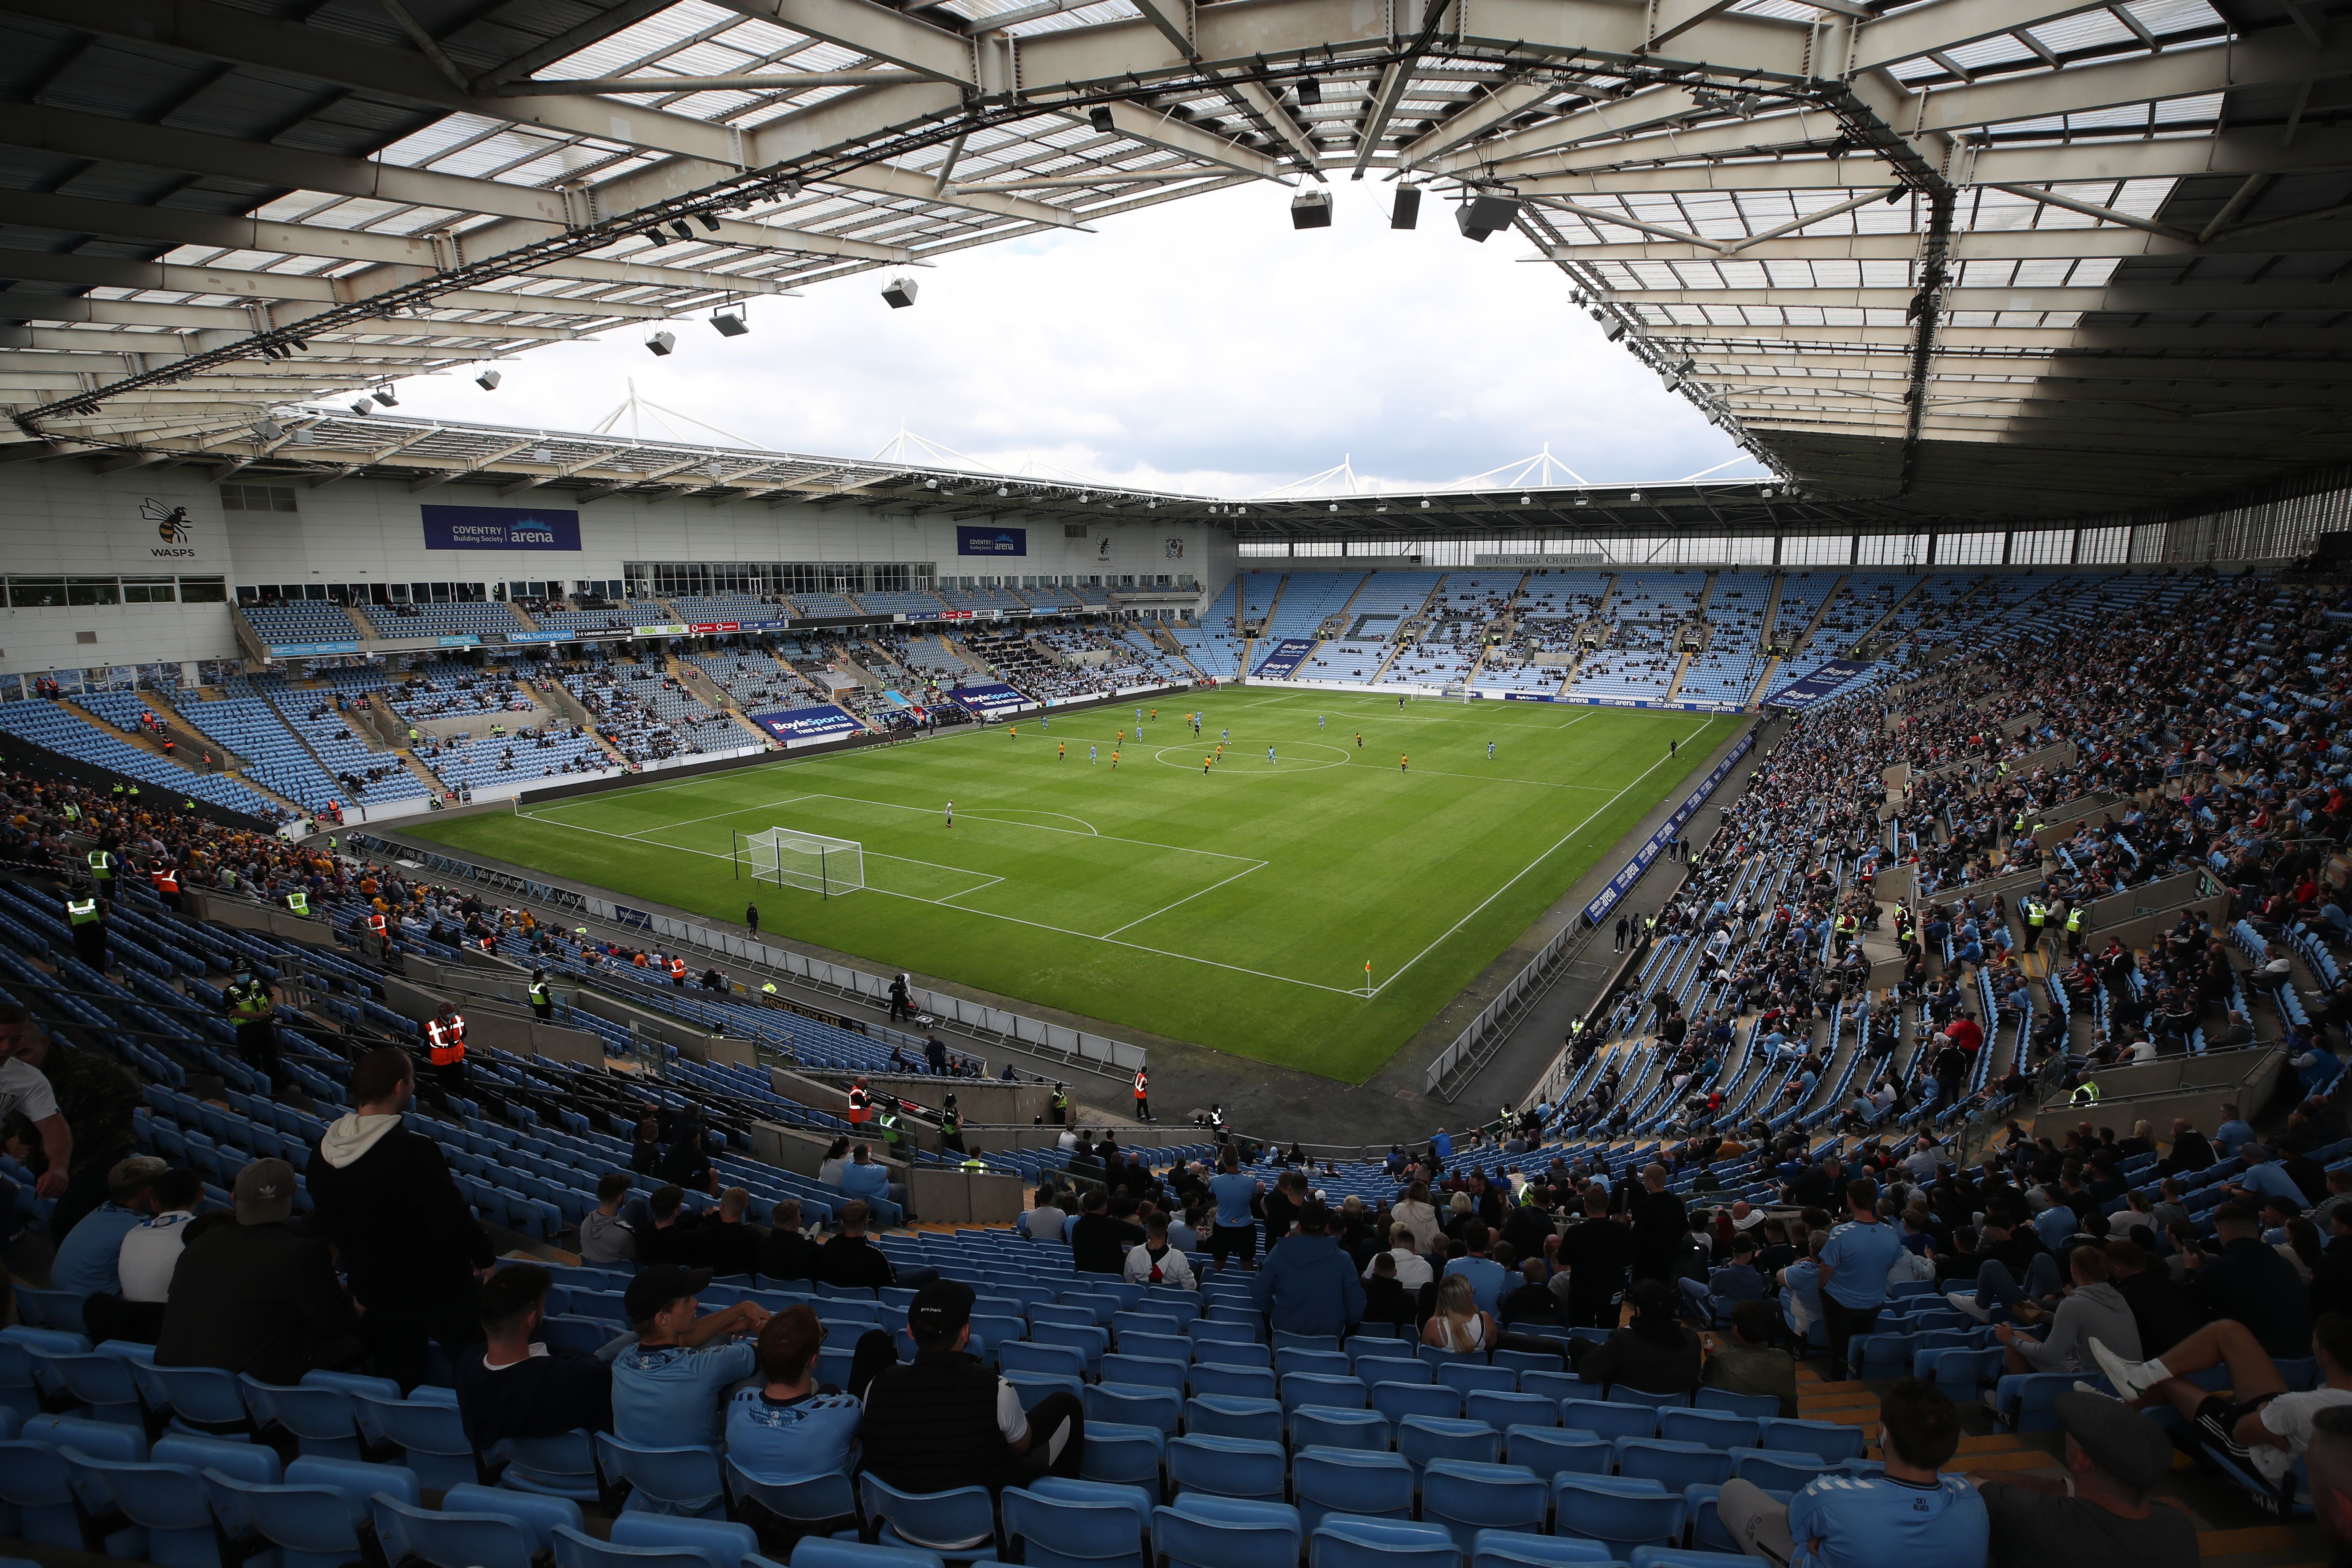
[1968, 1389, 2196, 1565]
[860, 1280, 1086, 1500]
[610, 1264, 770, 1447]
[156, 1157, 361, 1384]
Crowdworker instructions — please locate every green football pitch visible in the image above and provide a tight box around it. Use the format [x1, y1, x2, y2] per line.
[404, 691, 1740, 1083]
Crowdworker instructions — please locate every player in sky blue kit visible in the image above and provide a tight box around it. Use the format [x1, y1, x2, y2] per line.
[1134, 706, 1142, 724]
[1089, 745, 1098, 764]
[1267, 746, 1276, 765]
[1317, 714, 1324, 730]
[1488, 740, 1495, 758]
[1221, 727, 1229, 743]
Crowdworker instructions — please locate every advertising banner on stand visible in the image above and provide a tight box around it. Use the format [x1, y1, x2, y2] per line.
[951, 682, 1038, 718]
[747, 706, 864, 745]
[1764, 658, 1876, 709]
[1581, 731, 1757, 927]
[1252, 639, 1317, 678]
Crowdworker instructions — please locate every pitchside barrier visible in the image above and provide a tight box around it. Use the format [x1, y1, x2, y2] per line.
[1421, 721, 1764, 1100]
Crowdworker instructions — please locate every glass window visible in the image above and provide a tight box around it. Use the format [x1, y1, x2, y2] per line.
[7, 578, 66, 607]
[67, 578, 120, 606]
[122, 577, 177, 604]
[220, 483, 297, 512]
[179, 578, 226, 603]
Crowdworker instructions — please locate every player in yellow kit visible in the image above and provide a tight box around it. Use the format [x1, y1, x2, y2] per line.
[1203, 755, 1212, 774]
[1057, 742, 1065, 761]
[1111, 749, 1120, 770]
[1401, 753, 1409, 773]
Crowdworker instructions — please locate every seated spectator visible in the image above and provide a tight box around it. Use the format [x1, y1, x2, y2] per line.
[1703, 1299, 1798, 1418]
[1499, 1257, 1564, 1329]
[1996, 1243, 2138, 1375]
[638, 1185, 701, 1267]
[2106, 1239, 2204, 1358]
[1369, 1222, 1435, 1291]
[1946, 1215, 2055, 1322]
[117, 1165, 203, 1305]
[1719, 1377, 1986, 1568]
[817, 1200, 899, 1292]
[1070, 1190, 1145, 1276]
[661, 1124, 718, 1196]
[861, 1281, 1085, 1495]
[2193, 1203, 2314, 1358]
[727, 1304, 864, 1483]
[1022, 1186, 1068, 1243]
[1359, 1251, 1417, 1329]
[1968, 1389, 2197, 1568]
[1122, 1212, 1196, 1290]
[701, 1187, 765, 1278]
[2228, 1144, 2310, 1212]
[1573, 1278, 1703, 1393]
[837, 1144, 904, 1219]
[611, 1265, 770, 1446]
[1254, 1199, 1365, 1338]
[580, 1172, 636, 1266]
[452, 1262, 613, 1455]
[757, 1199, 822, 1283]
[157, 1158, 362, 1384]
[2092, 1310, 2352, 1493]
[50, 1155, 167, 1298]
[1691, 1235, 1765, 1324]
[1442, 1226, 1510, 1318]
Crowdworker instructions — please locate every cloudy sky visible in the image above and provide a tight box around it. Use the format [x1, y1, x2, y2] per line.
[392, 181, 1760, 497]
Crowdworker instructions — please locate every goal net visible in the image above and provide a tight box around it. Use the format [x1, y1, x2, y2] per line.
[733, 828, 866, 897]
[1441, 684, 1472, 703]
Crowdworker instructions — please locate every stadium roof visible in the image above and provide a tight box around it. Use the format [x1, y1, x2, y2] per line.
[0, 0, 2345, 526]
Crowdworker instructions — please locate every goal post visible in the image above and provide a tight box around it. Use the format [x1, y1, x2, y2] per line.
[732, 828, 866, 899]
[1441, 684, 1471, 703]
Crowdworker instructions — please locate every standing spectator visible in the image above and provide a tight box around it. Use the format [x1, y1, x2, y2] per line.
[157, 1159, 362, 1384]
[1207, 1156, 1263, 1273]
[1254, 1200, 1365, 1338]
[1631, 1163, 1688, 1284]
[1968, 1389, 2197, 1568]
[306, 1047, 496, 1390]
[452, 1262, 614, 1456]
[1556, 1188, 1633, 1328]
[610, 1265, 770, 1446]
[0, 1000, 140, 1236]
[1442, 1227, 1510, 1318]
[661, 1124, 719, 1197]
[727, 1304, 865, 1483]
[1702, 1300, 1798, 1418]
[1069, 1190, 1145, 1276]
[861, 1281, 1086, 1495]
[49, 1155, 166, 1298]
[1818, 1178, 1903, 1381]
[580, 1172, 637, 1266]
[1718, 1378, 1987, 1568]
[0, 1003, 69, 1202]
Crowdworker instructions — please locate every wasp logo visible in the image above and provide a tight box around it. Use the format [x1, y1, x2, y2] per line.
[142, 499, 193, 543]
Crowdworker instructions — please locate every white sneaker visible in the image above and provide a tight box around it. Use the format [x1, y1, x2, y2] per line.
[2089, 1337, 2149, 1400]
[1946, 1291, 1993, 1323]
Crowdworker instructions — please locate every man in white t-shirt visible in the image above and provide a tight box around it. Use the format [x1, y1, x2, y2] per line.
[0, 1009, 70, 1199]
[2092, 1311, 2352, 1491]
[1369, 1223, 1435, 1290]
[119, 1168, 207, 1302]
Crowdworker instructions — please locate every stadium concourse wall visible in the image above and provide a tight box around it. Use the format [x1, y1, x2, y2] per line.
[1241, 676, 1749, 713]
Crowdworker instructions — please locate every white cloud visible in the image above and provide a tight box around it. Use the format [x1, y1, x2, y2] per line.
[392, 181, 1761, 496]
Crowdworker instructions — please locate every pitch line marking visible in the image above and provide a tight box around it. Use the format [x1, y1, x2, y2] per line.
[789, 791, 1262, 864]
[1370, 715, 1723, 998]
[1098, 859, 1270, 939]
[959, 808, 1099, 835]
[511, 812, 1362, 995]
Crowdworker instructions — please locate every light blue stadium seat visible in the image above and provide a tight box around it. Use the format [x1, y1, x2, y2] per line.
[1549, 1475, 1684, 1550]
[1002, 1477, 1154, 1568]
[859, 1473, 997, 1562]
[1309, 1515, 1461, 1568]
[1168, 1433, 1286, 1502]
[1420, 1460, 1549, 1553]
[1292, 1445, 1414, 1531]
[1151, 1496, 1301, 1568]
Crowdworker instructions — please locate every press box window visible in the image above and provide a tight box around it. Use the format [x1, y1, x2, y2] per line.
[68, 578, 120, 606]
[178, 578, 226, 603]
[122, 576, 177, 603]
[6, 578, 66, 607]
[220, 483, 298, 512]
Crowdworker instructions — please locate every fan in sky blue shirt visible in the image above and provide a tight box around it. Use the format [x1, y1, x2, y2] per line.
[2031, 1200, 2081, 1251]
[1443, 1254, 1509, 1317]
[2234, 1157, 2308, 1210]
[48, 1200, 147, 1299]
[1818, 1217, 1904, 1310]
[2216, 1116, 2257, 1157]
[725, 1386, 863, 1482]
[1209, 1171, 1261, 1231]
[1786, 1470, 1988, 1568]
[612, 1340, 758, 1447]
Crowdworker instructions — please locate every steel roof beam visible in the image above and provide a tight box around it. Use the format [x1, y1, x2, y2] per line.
[0, 250, 706, 318]
[1607, 281, 2352, 309]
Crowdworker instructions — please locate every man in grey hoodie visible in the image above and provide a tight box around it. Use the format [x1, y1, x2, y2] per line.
[1996, 1243, 2139, 1376]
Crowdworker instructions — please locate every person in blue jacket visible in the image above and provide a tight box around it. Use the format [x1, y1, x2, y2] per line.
[1252, 1199, 1366, 1338]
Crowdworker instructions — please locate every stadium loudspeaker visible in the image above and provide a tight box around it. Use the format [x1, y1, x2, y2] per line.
[882, 276, 919, 308]
[1291, 190, 1333, 229]
[1089, 105, 1116, 133]
[474, 370, 502, 390]
[1456, 192, 1520, 242]
[1391, 186, 1421, 229]
[645, 331, 676, 356]
[711, 307, 749, 337]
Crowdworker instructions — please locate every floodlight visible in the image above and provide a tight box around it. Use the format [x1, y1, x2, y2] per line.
[1296, 77, 1321, 105]
[1603, 319, 1627, 341]
[669, 220, 694, 240]
[475, 369, 502, 390]
[645, 330, 676, 356]
[711, 306, 749, 336]
[1574, 496, 1590, 507]
[925, 478, 940, 489]
[1519, 494, 1531, 505]
[350, 400, 373, 415]
[1629, 492, 1644, 503]
[1420, 499, 1431, 509]
[997, 486, 1009, 495]
[644, 227, 669, 246]
[697, 213, 722, 231]
[1290, 189, 1332, 229]
[1392, 185, 1421, 229]
[1089, 105, 1116, 134]
[372, 386, 399, 406]
[1329, 503, 1339, 512]
[882, 276, 918, 308]
[1761, 486, 1777, 499]
[1887, 185, 1907, 203]
[289, 338, 310, 352]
